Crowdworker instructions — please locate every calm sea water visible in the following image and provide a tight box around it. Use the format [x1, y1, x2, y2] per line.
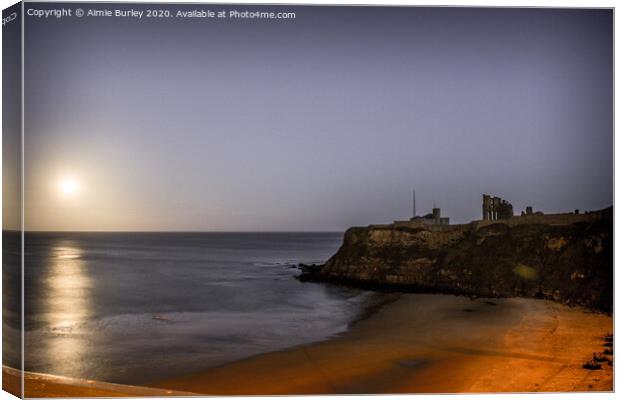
[5, 232, 371, 384]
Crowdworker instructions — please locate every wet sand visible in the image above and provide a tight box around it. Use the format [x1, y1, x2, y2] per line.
[6, 294, 613, 396]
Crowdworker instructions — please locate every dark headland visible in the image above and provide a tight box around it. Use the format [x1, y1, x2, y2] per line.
[300, 206, 613, 313]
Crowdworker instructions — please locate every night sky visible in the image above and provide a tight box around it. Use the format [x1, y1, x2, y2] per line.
[22, 4, 613, 231]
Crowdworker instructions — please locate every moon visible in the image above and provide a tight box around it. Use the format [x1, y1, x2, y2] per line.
[59, 178, 79, 197]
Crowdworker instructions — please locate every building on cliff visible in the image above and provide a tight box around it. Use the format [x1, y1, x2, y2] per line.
[521, 206, 544, 216]
[407, 207, 450, 226]
[394, 190, 450, 227]
[388, 194, 602, 231]
[482, 194, 514, 220]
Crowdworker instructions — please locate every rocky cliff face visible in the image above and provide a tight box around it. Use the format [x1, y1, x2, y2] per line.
[301, 208, 613, 312]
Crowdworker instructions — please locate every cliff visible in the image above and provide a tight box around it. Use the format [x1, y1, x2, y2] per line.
[300, 208, 613, 312]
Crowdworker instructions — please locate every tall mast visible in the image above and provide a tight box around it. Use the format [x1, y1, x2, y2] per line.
[412, 188, 416, 218]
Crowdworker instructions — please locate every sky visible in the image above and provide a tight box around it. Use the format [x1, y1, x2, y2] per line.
[20, 4, 613, 231]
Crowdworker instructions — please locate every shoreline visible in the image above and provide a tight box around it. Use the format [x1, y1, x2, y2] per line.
[7, 293, 613, 397]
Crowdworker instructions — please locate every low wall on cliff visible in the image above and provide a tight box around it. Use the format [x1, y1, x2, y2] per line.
[301, 207, 613, 312]
[472, 210, 607, 229]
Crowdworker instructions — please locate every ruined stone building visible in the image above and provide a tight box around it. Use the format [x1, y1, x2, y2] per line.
[482, 194, 514, 220]
[409, 207, 450, 226]
[520, 206, 543, 216]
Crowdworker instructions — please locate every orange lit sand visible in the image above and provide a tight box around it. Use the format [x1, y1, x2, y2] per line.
[3, 367, 197, 397]
[4, 294, 612, 397]
[153, 294, 612, 394]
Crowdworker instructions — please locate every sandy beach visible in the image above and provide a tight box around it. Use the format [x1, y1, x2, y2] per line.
[6, 293, 613, 397]
[152, 294, 613, 394]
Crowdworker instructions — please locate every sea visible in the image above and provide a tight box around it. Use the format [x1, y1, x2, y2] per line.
[3, 232, 372, 384]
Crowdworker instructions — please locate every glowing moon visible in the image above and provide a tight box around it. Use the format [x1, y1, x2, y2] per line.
[59, 178, 79, 197]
